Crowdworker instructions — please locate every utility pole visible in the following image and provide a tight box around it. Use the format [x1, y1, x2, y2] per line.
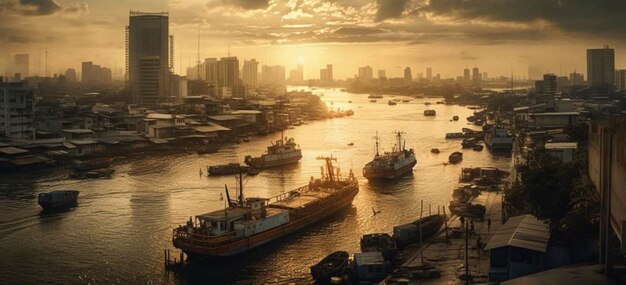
[465, 218, 470, 285]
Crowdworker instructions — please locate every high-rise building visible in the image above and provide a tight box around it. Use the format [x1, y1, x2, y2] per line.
[13, 54, 29, 79]
[358, 66, 373, 80]
[242, 59, 259, 87]
[127, 11, 170, 106]
[426, 67, 432, 80]
[569, 71, 584, 85]
[81, 61, 112, 84]
[205, 58, 218, 83]
[616, 70, 626, 92]
[320, 69, 328, 82]
[463, 68, 470, 81]
[377, 70, 386, 79]
[217, 57, 239, 88]
[587, 46, 615, 90]
[472, 67, 481, 87]
[261, 65, 285, 86]
[326, 64, 333, 82]
[65, 68, 77, 82]
[543, 74, 557, 95]
[0, 82, 34, 139]
[404, 67, 412, 81]
[289, 64, 304, 83]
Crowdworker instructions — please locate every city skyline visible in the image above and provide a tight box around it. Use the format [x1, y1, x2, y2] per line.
[1, 0, 626, 79]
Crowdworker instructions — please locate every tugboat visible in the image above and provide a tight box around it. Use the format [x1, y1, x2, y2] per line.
[363, 131, 417, 180]
[38, 190, 79, 210]
[173, 156, 359, 258]
[310, 251, 350, 284]
[244, 132, 302, 169]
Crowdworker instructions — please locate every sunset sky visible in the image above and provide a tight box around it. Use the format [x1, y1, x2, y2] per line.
[1, 0, 625, 79]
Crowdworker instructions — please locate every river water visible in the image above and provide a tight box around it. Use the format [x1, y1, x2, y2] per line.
[0, 87, 511, 284]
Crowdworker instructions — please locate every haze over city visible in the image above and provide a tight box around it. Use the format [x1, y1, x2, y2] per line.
[2, 0, 626, 79]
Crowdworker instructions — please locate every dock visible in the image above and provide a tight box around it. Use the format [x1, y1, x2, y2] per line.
[393, 190, 503, 284]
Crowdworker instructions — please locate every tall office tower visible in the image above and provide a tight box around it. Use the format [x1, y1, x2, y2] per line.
[358, 66, 373, 80]
[204, 58, 218, 83]
[542, 74, 557, 96]
[325, 64, 333, 82]
[587, 46, 615, 91]
[65, 68, 77, 82]
[217, 57, 239, 88]
[616, 70, 626, 92]
[13, 54, 29, 79]
[482, 72, 488, 81]
[472, 67, 481, 86]
[320, 68, 328, 82]
[569, 71, 584, 85]
[81, 61, 94, 82]
[297, 64, 303, 81]
[127, 11, 170, 106]
[377, 69, 386, 79]
[261, 65, 286, 86]
[463, 68, 470, 81]
[242, 59, 259, 87]
[426, 67, 432, 80]
[0, 82, 34, 139]
[404, 67, 412, 81]
[288, 64, 303, 83]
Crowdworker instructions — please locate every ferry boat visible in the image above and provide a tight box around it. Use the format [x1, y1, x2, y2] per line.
[38, 190, 79, 210]
[485, 128, 513, 151]
[172, 157, 359, 258]
[208, 163, 247, 176]
[387, 100, 397, 106]
[368, 94, 383, 99]
[244, 132, 302, 168]
[363, 131, 417, 180]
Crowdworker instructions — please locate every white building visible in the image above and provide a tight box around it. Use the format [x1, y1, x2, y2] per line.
[0, 82, 34, 139]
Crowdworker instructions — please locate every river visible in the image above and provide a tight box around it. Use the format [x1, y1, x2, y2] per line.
[0, 87, 511, 284]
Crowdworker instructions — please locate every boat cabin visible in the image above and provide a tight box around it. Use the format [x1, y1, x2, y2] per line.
[352, 252, 388, 281]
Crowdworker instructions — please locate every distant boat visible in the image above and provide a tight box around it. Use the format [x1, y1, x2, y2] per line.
[423, 109, 436, 116]
[370, 99, 377, 103]
[452, 115, 459, 121]
[430, 148, 440, 154]
[402, 99, 410, 103]
[72, 158, 111, 172]
[347, 142, 354, 146]
[368, 94, 383, 99]
[245, 132, 302, 168]
[472, 144, 484, 151]
[448, 151, 463, 164]
[388, 100, 397, 106]
[208, 163, 246, 176]
[310, 251, 349, 284]
[348, 100, 352, 103]
[38, 190, 79, 210]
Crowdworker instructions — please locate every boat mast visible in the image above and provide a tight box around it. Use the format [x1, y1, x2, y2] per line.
[393, 130, 405, 151]
[238, 170, 244, 205]
[316, 155, 337, 182]
[373, 132, 380, 157]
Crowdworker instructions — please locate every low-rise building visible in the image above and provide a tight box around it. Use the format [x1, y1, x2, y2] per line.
[544, 142, 577, 163]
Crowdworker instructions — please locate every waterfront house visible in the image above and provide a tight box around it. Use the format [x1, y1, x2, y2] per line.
[485, 214, 550, 282]
[61, 129, 95, 140]
[526, 112, 580, 129]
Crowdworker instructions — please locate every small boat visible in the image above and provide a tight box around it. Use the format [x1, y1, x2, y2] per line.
[370, 99, 377, 103]
[449, 201, 486, 218]
[452, 115, 459, 121]
[415, 95, 424, 99]
[368, 94, 383, 99]
[38, 190, 79, 210]
[402, 99, 410, 103]
[445, 132, 468, 139]
[246, 168, 260, 176]
[472, 144, 484, 151]
[462, 127, 477, 133]
[348, 100, 352, 103]
[461, 140, 476, 149]
[360, 233, 397, 261]
[72, 158, 111, 172]
[474, 118, 484, 126]
[392, 214, 445, 247]
[208, 163, 247, 176]
[430, 148, 440, 154]
[467, 115, 476, 122]
[423, 109, 436, 116]
[448, 151, 463, 164]
[388, 100, 397, 106]
[347, 142, 354, 146]
[197, 145, 219, 154]
[310, 251, 350, 284]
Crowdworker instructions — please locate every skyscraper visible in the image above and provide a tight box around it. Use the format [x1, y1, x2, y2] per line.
[261, 65, 285, 86]
[242, 59, 259, 87]
[616, 70, 626, 92]
[542, 74, 557, 96]
[569, 71, 584, 85]
[472, 67, 481, 87]
[377, 70, 386, 79]
[404, 67, 412, 81]
[127, 11, 170, 106]
[358, 66, 373, 80]
[205, 58, 218, 83]
[587, 46, 615, 90]
[326, 64, 333, 82]
[217, 57, 239, 88]
[463, 68, 470, 82]
[65, 68, 77, 82]
[426, 67, 432, 80]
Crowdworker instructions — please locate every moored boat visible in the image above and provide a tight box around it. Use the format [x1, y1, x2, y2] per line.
[173, 157, 359, 258]
[388, 100, 397, 106]
[423, 109, 436, 116]
[360, 233, 397, 261]
[392, 214, 445, 247]
[430, 148, 440, 154]
[208, 163, 247, 176]
[448, 151, 463, 164]
[72, 158, 111, 172]
[244, 132, 302, 168]
[310, 251, 350, 284]
[363, 131, 416, 180]
[452, 115, 459, 121]
[368, 94, 383, 99]
[38, 190, 79, 210]
[472, 144, 484, 151]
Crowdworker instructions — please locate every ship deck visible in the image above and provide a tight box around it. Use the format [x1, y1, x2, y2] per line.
[269, 189, 335, 209]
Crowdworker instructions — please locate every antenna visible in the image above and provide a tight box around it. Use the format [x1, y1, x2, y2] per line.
[197, 27, 200, 80]
[373, 132, 380, 157]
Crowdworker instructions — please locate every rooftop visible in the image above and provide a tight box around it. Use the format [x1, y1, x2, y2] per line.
[61, 129, 95, 134]
[197, 207, 251, 222]
[194, 123, 231, 133]
[545, 142, 578, 150]
[529, 112, 580, 116]
[484, 214, 550, 253]
[209, 115, 241, 121]
[0, 147, 29, 155]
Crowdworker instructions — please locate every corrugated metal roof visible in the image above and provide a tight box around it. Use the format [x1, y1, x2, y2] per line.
[484, 214, 550, 252]
[0, 147, 29, 155]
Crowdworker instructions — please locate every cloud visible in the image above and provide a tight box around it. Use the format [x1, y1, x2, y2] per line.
[0, 0, 87, 16]
[423, 0, 626, 38]
[219, 0, 270, 10]
[375, 0, 408, 21]
[333, 26, 385, 35]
